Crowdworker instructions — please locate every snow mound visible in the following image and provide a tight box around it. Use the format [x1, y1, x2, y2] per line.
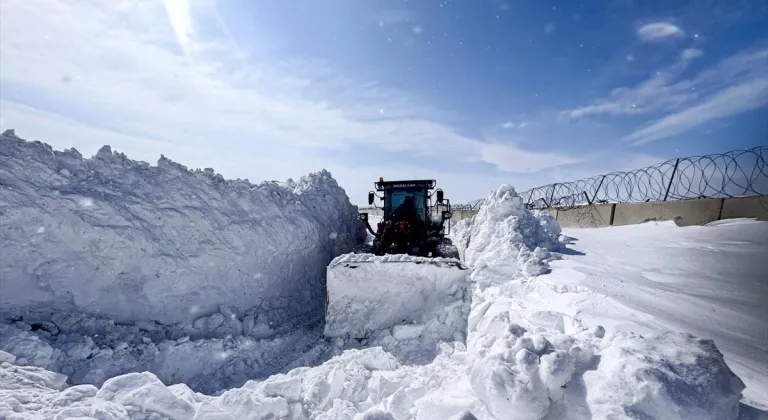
[585, 330, 746, 420]
[325, 254, 471, 364]
[449, 184, 746, 419]
[0, 132, 366, 327]
[465, 317, 745, 420]
[451, 184, 563, 279]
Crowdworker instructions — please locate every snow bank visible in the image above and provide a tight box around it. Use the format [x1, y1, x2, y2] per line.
[0, 131, 366, 327]
[325, 253, 471, 363]
[454, 185, 747, 419]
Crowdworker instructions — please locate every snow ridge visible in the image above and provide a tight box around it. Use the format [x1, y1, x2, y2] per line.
[0, 131, 366, 328]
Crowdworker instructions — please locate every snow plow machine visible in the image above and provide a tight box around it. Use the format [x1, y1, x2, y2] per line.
[324, 178, 471, 340]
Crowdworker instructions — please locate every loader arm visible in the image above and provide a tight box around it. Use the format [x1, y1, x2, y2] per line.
[358, 212, 380, 238]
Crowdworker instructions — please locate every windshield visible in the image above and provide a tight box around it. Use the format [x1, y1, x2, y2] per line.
[385, 189, 427, 220]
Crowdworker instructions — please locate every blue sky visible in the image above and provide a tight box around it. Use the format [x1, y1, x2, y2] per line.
[1, 0, 766, 205]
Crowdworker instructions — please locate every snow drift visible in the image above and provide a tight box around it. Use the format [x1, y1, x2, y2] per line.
[0, 130, 365, 328]
[1, 182, 748, 419]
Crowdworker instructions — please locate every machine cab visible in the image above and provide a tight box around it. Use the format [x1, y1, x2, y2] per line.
[365, 179, 449, 225]
[382, 183, 428, 221]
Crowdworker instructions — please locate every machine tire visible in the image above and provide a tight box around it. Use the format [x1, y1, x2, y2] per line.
[436, 238, 461, 260]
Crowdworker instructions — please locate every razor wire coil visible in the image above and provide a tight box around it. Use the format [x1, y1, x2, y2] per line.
[456, 146, 768, 211]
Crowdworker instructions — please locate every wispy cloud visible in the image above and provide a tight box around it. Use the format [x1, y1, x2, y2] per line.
[493, 0, 512, 12]
[479, 143, 581, 173]
[0, 0, 581, 203]
[680, 48, 703, 60]
[624, 75, 768, 145]
[161, 0, 194, 55]
[561, 45, 768, 144]
[563, 47, 706, 119]
[636, 22, 684, 42]
[501, 120, 528, 129]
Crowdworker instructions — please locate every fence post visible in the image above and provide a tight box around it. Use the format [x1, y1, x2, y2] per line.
[583, 191, 591, 205]
[591, 175, 606, 204]
[664, 159, 680, 201]
[548, 183, 557, 207]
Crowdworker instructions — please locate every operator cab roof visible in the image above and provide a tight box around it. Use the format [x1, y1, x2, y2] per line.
[375, 179, 436, 191]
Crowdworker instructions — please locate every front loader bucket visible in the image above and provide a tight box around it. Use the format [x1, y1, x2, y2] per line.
[324, 253, 471, 340]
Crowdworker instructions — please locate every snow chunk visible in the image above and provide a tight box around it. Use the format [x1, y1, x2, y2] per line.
[0, 132, 365, 328]
[96, 372, 196, 419]
[538, 350, 575, 390]
[585, 330, 746, 420]
[469, 354, 550, 420]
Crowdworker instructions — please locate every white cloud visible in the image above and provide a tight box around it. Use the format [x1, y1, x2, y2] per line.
[0, 0, 581, 202]
[161, 0, 194, 55]
[681, 48, 703, 60]
[494, 0, 512, 12]
[637, 22, 684, 42]
[479, 144, 581, 173]
[623, 76, 768, 145]
[563, 48, 709, 119]
[559, 45, 768, 145]
[501, 121, 528, 129]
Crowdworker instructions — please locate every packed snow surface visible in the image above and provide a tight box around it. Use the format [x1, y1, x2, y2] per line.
[325, 253, 471, 363]
[546, 218, 768, 411]
[0, 131, 365, 328]
[2, 181, 754, 419]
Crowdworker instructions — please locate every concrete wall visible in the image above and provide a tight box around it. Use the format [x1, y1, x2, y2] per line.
[358, 195, 767, 229]
[552, 203, 615, 229]
[720, 196, 768, 221]
[550, 195, 766, 229]
[359, 207, 383, 218]
[612, 198, 724, 227]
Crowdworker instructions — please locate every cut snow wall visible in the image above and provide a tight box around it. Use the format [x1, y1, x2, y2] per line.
[0, 132, 366, 327]
[324, 254, 471, 347]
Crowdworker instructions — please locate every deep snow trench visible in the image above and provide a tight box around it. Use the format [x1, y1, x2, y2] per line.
[0, 131, 756, 419]
[0, 131, 367, 393]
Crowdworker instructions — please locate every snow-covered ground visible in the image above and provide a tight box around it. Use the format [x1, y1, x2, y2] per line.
[2, 153, 760, 420]
[546, 219, 768, 411]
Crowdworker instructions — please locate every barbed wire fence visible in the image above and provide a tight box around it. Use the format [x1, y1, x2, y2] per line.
[455, 146, 768, 212]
